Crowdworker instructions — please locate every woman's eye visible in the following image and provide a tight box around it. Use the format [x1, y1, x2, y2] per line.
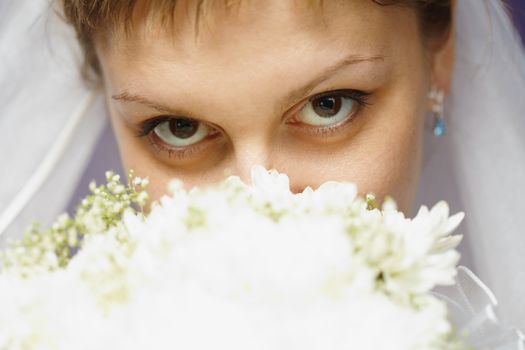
[153, 118, 211, 147]
[297, 94, 357, 127]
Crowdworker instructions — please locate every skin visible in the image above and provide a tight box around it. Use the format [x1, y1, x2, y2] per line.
[95, 0, 455, 214]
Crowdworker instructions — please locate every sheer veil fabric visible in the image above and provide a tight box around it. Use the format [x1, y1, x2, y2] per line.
[1, 0, 524, 331]
[0, 1, 106, 244]
[414, 0, 525, 330]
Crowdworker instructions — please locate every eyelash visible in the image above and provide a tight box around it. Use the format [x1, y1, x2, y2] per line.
[136, 116, 173, 138]
[312, 89, 371, 108]
[135, 89, 372, 160]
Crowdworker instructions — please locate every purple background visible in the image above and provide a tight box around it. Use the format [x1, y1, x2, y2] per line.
[509, 0, 525, 45]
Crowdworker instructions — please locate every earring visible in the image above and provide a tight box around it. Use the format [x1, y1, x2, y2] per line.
[428, 87, 445, 137]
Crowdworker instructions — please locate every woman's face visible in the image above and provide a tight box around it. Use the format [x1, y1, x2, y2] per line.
[96, 0, 454, 214]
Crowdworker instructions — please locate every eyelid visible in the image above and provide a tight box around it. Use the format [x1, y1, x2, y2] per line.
[307, 89, 371, 105]
[135, 116, 223, 139]
[147, 133, 219, 161]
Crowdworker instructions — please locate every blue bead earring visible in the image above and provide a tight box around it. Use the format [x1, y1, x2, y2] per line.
[428, 88, 445, 137]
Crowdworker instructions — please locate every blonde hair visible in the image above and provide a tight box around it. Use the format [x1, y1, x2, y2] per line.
[57, 0, 451, 85]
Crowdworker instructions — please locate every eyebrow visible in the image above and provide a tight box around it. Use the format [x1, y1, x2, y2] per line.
[112, 53, 384, 115]
[275, 54, 384, 113]
[112, 91, 175, 114]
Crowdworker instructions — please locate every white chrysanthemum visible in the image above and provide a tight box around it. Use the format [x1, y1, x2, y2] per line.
[0, 166, 466, 350]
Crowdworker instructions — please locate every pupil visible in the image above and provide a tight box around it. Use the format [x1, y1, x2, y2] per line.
[169, 118, 199, 139]
[312, 96, 342, 118]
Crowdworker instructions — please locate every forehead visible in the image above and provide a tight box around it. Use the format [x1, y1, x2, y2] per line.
[96, 0, 414, 55]
[96, 0, 380, 39]
[96, 0, 418, 117]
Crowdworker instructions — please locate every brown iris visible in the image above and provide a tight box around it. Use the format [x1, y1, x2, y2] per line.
[169, 118, 199, 139]
[311, 96, 342, 118]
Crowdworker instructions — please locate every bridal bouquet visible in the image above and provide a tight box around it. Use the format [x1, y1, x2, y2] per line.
[0, 167, 520, 349]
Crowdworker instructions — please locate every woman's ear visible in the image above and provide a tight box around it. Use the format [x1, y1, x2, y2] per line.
[431, 0, 456, 95]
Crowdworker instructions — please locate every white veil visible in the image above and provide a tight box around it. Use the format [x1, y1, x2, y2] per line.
[414, 0, 525, 330]
[0, 0, 106, 242]
[1, 0, 524, 333]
